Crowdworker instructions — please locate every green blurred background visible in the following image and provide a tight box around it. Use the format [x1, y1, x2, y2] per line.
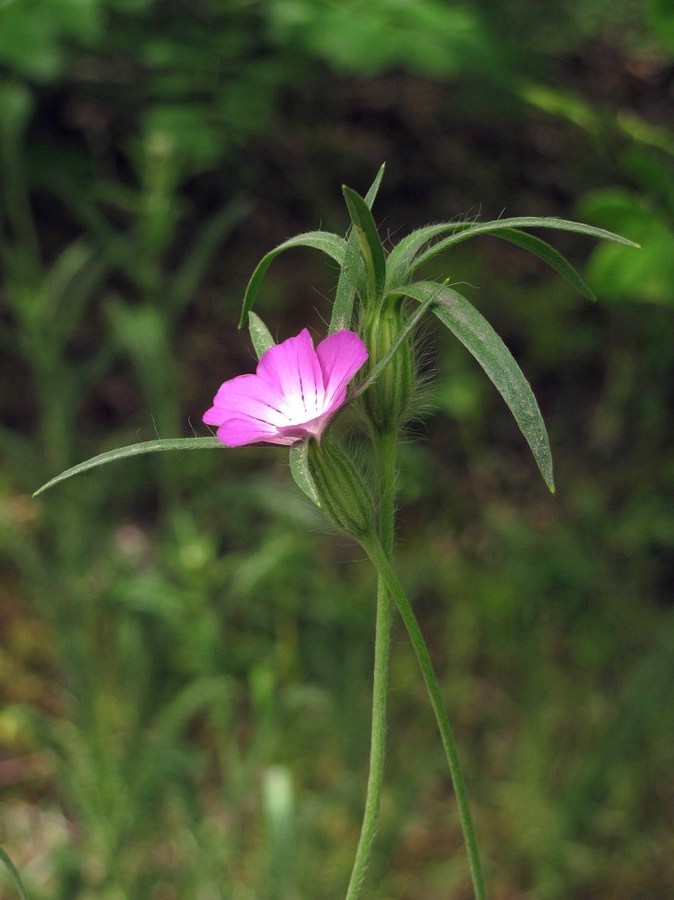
[1, 1, 672, 897]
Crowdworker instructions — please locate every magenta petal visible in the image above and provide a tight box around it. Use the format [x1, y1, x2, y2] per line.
[203, 327, 368, 448]
[316, 330, 369, 407]
[257, 329, 324, 418]
[204, 373, 288, 428]
[215, 417, 284, 447]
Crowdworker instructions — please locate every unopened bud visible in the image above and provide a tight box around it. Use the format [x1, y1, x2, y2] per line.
[361, 298, 416, 432]
[307, 437, 374, 540]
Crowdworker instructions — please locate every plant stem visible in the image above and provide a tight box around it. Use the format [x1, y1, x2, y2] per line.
[346, 430, 397, 900]
[362, 538, 488, 900]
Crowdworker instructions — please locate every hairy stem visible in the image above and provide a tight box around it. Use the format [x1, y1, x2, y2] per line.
[362, 537, 488, 900]
[346, 430, 397, 899]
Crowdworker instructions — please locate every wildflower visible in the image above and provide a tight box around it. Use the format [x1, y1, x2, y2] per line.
[203, 328, 368, 447]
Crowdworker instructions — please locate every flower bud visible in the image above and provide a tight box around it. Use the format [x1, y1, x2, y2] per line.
[361, 298, 416, 433]
[307, 437, 375, 540]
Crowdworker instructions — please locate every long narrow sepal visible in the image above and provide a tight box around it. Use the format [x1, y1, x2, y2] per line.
[289, 441, 320, 506]
[331, 164, 386, 334]
[248, 310, 275, 359]
[404, 280, 555, 492]
[483, 228, 595, 300]
[342, 185, 387, 308]
[387, 216, 639, 289]
[34, 437, 222, 496]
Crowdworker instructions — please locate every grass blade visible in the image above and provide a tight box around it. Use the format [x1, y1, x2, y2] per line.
[0, 847, 29, 900]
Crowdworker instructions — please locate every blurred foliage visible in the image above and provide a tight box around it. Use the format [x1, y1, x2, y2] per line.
[0, 0, 672, 897]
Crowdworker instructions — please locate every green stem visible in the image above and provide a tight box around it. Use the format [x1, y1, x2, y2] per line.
[346, 431, 397, 900]
[362, 537, 488, 900]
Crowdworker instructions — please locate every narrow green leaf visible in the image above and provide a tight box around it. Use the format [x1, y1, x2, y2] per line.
[0, 847, 29, 900]
[248, 311, 276, 359]
[238, 231, 347, 328]
[404, 281, 555, 491]
[34, 437, 222, 496]
[289, 442, 320, 506]
[388, 216, 639, 288]
[489, 228, 595, 300]
[330, 163, 386, 334]
[342, 185, 386, 307]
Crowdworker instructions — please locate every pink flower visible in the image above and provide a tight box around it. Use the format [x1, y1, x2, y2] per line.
[203, 328, 368, 447]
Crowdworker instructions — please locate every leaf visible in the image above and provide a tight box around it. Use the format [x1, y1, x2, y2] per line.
[330, 163, 386, 334]
[238, 231, 347, 328]
[289, 442, 320, 506]
[387, 216, 639, 288]
[403, 281, 555, 491]
[248, 311, 276, 359]
[342, 184, 386, 307]
[34, 437, 222, 496]
[488, 228, 595, 300]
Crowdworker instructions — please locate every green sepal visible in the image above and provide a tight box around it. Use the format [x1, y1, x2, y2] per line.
[487, 228, 595, 300]
[238, 231, 347, 328]
[342, 184, 386, 308]
[307, 437, 375, 540]
[34, 437, 222, 496]
[330, 163, 386, 333]
[387, 216, 639, 289]
[248, 311, 275, 359]
[289, 441, 320, 506]
[404, 280, 555, 492]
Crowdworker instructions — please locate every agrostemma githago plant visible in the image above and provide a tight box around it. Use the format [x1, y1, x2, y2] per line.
[34, 165, 637, 899]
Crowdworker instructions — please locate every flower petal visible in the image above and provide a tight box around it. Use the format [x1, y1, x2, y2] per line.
[203, 373, 289, 428]
[256, 329, 325, 420]
[203, 327, 368, 448]
[215, 417, 293, 447]
[316, 330, 369, 408]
